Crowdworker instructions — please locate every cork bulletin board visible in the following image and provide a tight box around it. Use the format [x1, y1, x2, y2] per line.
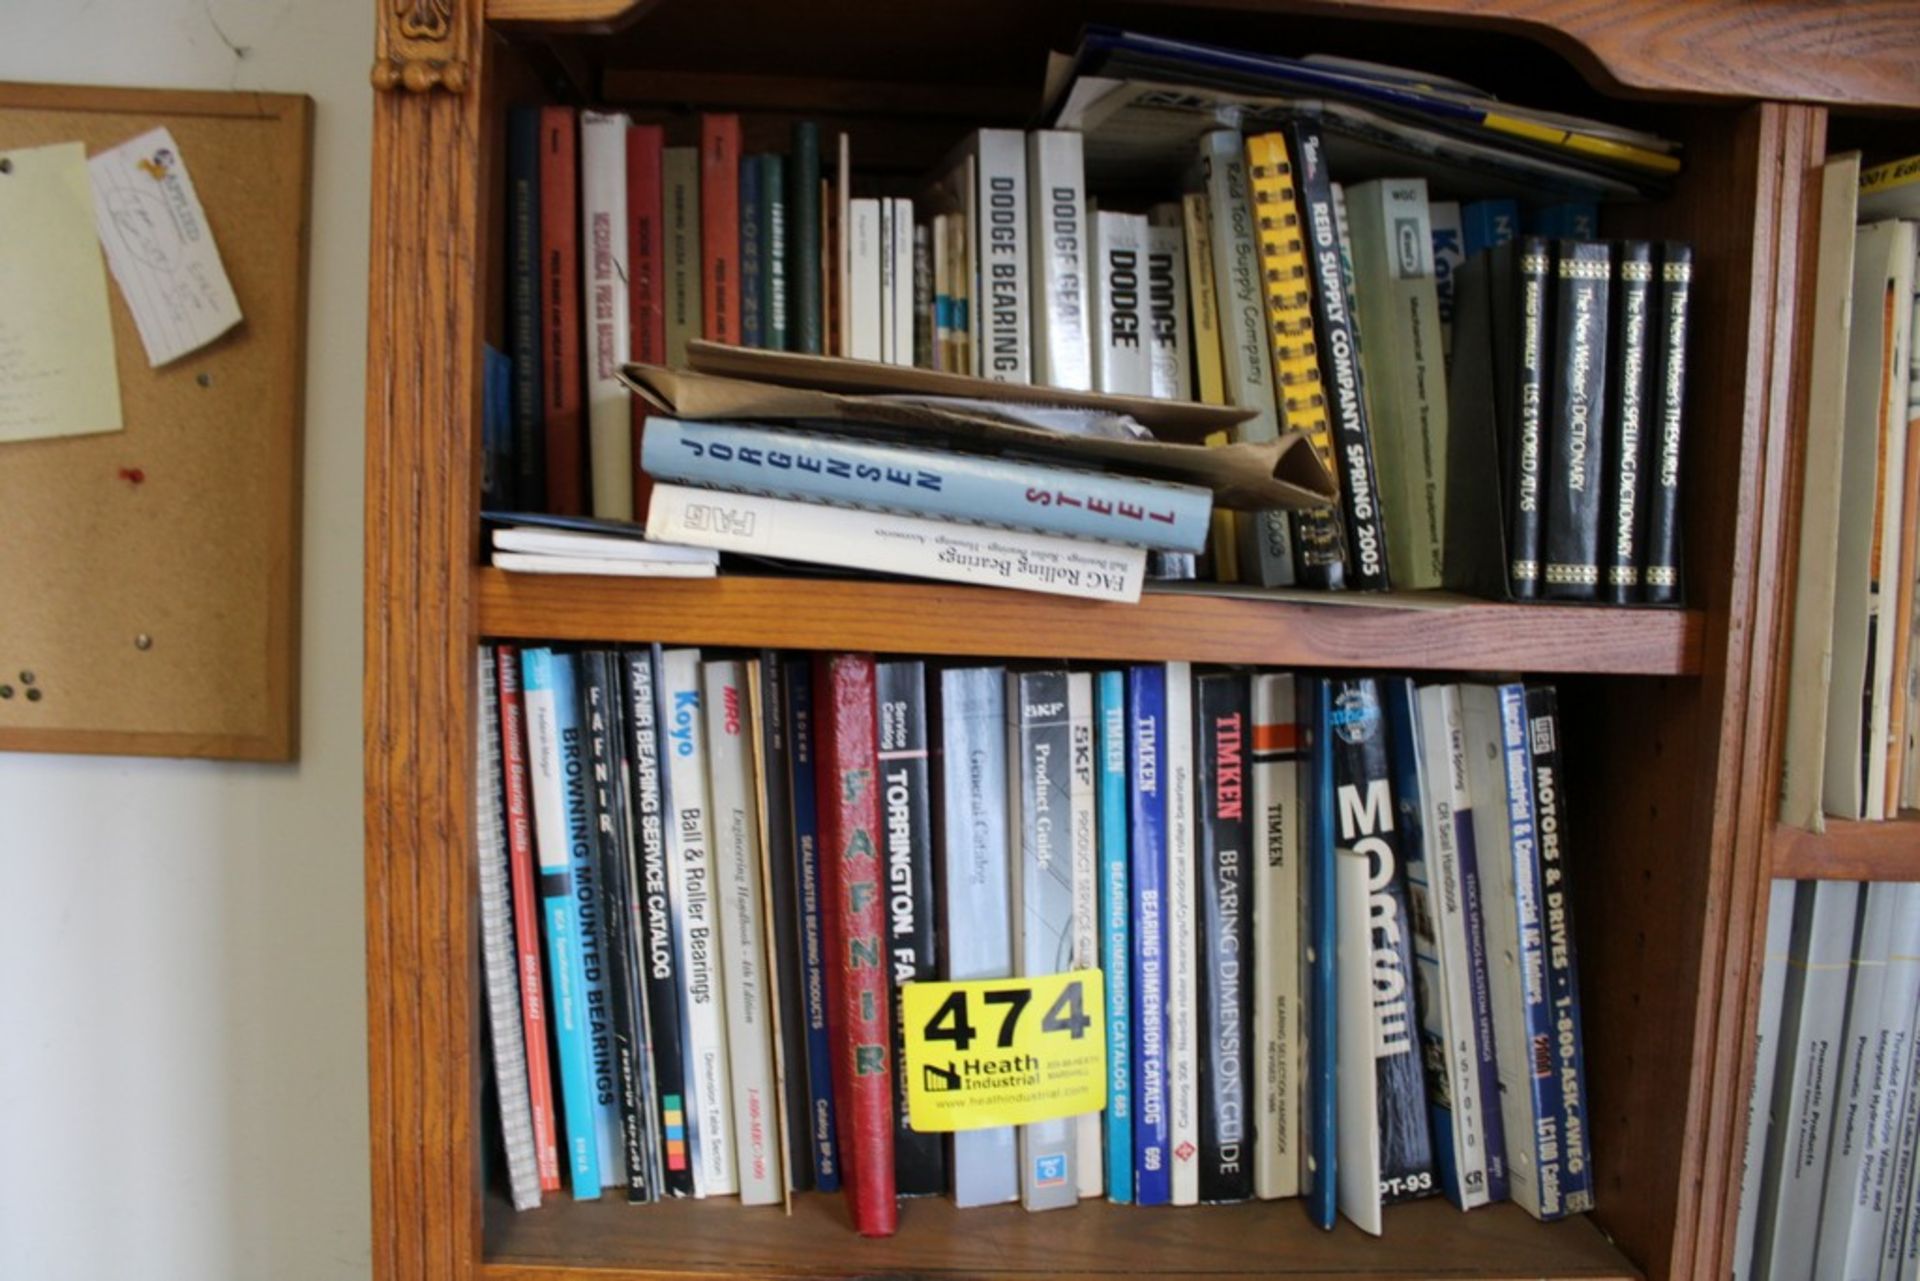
[0, 83, 311, 760]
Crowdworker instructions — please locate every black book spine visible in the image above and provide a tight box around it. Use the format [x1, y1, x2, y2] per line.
[1604, 243, 1656, 603]
[1288, 120, 1389, 590]
[877, 660, 946, 1196]
[625, 648, 696, 1196]
[790, 122, 823, 355]
[1523, 685, 1594, 1211]
[1329, 677, 1437, 1208]
[583, 652, 657, 1201]
[756, 654, 815, 1192]
[1507, 237, 1551, 599]
[506, 108, 543, 508]
[1542, 239, 1612, 600]
[1195, 671, 1254, 1203]
[1642, 243, 1693, 605]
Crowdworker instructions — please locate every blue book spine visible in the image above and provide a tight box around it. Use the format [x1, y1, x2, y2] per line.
[1303, 677, 1338, 1229]
[1461, 199, 1518, 258]
[783, 656, 840, 1192]
[523, 648, 602, 1199]
[1524, 201, 1598, 239]
[1127, 665, 1171, 1205]
[739, 155, 764, 348]
[483, 345, 514, 510]
[641, 417, 1212, 553]
[1497, 683, 1567, 1212]
[506, 106, 544, 508]
[1097, 671, 1133, 1203]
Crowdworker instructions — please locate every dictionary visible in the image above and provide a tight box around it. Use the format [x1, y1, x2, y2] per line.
[1541, 240, 1612, 599]
[1641, 241, 1693, 606]
[1602, 241, 1655, 603]
[1505, 237, 1552, 600]
[1195, 671, 1254, 1203]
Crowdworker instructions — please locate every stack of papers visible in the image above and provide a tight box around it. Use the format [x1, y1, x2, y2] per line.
[486, 512, 719, 578]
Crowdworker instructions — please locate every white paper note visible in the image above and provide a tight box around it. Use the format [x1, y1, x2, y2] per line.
[0, 141, 124, 443]
[88, 127, 243, 366]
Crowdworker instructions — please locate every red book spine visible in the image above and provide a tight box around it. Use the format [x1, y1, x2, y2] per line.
[493, 644, 562, 1192]
[700, 113, 742, 346]
[539, 106, 584, 514]
[812, 653, 899, 1237]
[626, 124, 665, 516]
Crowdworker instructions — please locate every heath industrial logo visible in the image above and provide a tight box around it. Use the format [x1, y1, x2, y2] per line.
[902, 969, 1107, 1132]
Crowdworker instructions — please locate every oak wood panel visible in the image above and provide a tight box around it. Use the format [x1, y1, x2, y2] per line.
[474, 570, 1705, 675]
[481, 1191, 1639, 1279]
[486, 0, 1920, 110]
[1772, 816, 1920, 881]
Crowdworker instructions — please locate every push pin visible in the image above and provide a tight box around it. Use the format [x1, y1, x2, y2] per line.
[135, 633, 153, 651]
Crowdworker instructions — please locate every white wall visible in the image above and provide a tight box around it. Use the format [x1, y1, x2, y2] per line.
[0, 3, 371, 1279]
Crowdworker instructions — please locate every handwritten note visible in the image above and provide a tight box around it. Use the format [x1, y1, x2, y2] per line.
[0, 141, 124, 443]
[89, 127, 242, 367]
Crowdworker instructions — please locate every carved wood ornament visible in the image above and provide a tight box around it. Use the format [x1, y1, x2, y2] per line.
[372, 0, 469, 92]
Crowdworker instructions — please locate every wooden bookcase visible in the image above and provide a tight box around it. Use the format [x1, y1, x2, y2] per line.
[361, 3, 1920, 1278]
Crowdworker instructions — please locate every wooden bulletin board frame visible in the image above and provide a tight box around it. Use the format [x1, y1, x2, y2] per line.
[0, 84, 311, 761]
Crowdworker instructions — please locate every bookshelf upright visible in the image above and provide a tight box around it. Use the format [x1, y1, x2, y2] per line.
[362, 2, 1920, 1278]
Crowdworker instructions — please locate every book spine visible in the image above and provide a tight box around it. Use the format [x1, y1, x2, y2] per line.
[1462, 199, 1518, 259]
[878, 197, 896, 366]
[1183, 190, 1240, 582]
[1201, 128, 1293, 589]
[755, 656, 813, 1193]
[627, 125, 666, 367]
[1010, 670, 1079, 1211]
[700, 115, 741, 346]
[1302, 677, 1338, 1229]
[1841, 886, 1920, 1278]
[1097, 671, 1134, 1204]
[664, 147, 702, 368]
[660, 648, 737, 1196]
[876, 660, 945, 1197]
[507, 109, 546, 507]
[790, 123, 822, 355]
[581, 111, 634, 521]
[1430, 201, 1463, 364]
[1128, 664, 1172, 1206]
[1027, 131, 1091, 391]
[641, 417, 1209, 553]
[1250, 673, 1302, 1200]
[1526, 203, 1599, 239]
[538, 108, 584, 515]
[1145, 206, 1192, 403]
[520, 648, 602, 1198]
[1068, 672, 1104, 1199]
[495, 645, 563, 1191]
[1603, 242, 1654, 602]
[1814, 884, 1899, 1278]
[913, 220, 932, 368]
[848, 199, 882, 362]
[766, 154, 790, 352]
[813, 654, 899, 1236]
[1165, 661, 1200, 1205]
[582, 653, 656, 1202]
[477, 651, 542, 1210]
[1642, 243, 1692, 604]
[1246, 131, 1347, 591]
[1732, 880, 1797, 1281]
[1288, 120, 1389, 591]
[1196, 672, 1254, 1203]
[1508, 237, 1551, 599]
[1090, 211, 1152, 397]
[935, 666, 1018, 1208]
[1542, 240, 1613, 599]
[1876, 886, 1920, 1277]
[932, 214, 952, 371]
[701, 660, 781, 1205]
[625, 649, 696, 1196]
[645, 483, 1147, 603]
[975, 129, 1031, 383]
[892, 198, 915, 368]
[739, 154, 764, 349]
[783, 656, 841, 1192]
[484, 343, 514, 510]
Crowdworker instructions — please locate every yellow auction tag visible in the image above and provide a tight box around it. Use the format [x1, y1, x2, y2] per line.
[902, 969, 1106, 1132]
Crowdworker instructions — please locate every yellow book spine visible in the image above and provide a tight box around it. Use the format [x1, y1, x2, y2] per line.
[1184, 190, 1239, 581]
[1479, 112, 1682, 175]
[1861, 152, 1920, 196]
[1244, 133, 1335, 479]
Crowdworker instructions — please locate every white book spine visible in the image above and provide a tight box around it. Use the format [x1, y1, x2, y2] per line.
[1856, 884, 1920, 1279]
[700, 660, 781, 1206]
[645, 483, 1145, 603]
[1091, 211, 1152, 397]
[1165, 662, 1200, 1206]
[660, 647, 737, 1197]
[580, 110, 634, 520]
[878, 198, 896, 366]
[1733, 879, 1797, 1281]
[1201, 130, 1280, 442]
[849, 198, 883, 363]
[1027, 130, 1091, 391]
[1758, 880, 1864, 1279]
[1346, 178, 1449, 588]
[893, 198, 916, 368]
[1868, 243, 1915, 819]
[1880, 935, 1920, 1278]
[1251, 673, 1301, 1200]
[1334, 784, 1384, 1236]
[1068, 672, 1104, 1198]
[975, 128, 1031, 383]
[1145, 207, 1192, 402]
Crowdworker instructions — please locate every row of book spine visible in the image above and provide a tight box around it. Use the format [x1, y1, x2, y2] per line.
[476, 645, 1592, 1235]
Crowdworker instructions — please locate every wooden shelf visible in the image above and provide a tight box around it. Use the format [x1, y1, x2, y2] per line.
[481, 1191, 1639, 1279]
[1771, 813, 1920, 881]
[476, 570, 1705, 676]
